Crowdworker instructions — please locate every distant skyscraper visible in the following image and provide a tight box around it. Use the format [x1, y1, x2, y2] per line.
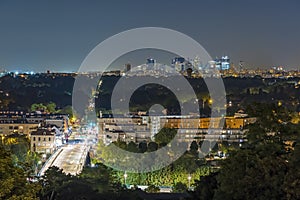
[172, 57, 186, 71]
[221, 56, 230, 70]
[146, 58, 156, 65]
[214, 56, 230, 70]
[146, 58, 156, 68]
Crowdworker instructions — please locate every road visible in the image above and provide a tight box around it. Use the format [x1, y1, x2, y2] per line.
[39, 143, 89, 176]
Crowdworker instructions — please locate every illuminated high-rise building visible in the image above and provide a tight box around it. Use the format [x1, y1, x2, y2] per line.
[214, 56, 230, 70]
[172, 57, 186, 72]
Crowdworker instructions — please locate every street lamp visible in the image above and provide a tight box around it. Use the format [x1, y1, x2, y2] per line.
[42, 153, 47, 161]
[124, 172, 128, 186]
[35, 160, 42, 176]
[188, 174, 192, 190]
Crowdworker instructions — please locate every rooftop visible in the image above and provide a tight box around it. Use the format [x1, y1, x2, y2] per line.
[31, 129, 55, 136]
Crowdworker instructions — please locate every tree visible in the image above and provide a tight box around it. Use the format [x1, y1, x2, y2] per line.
[80, 164, 114, 193]
[145, 185, 160, 193]
[126, 141, 138, 153]
[0, 145, 41, 199]
[172, 182, 188, 193]
[172, 152, 198, 173]
[138, 142, 147, 153]
[55, 178, 100, 200]
[3, 134, 32, 164]
[147, 142, 158, 152]
[192, 172, 218, 200]
[113, 140, 127, 150]
[190, 141, 199, 156]
[214, 148, 287, 200]
[283, 130, 300, 199]
[46, 102, 57, 113]
[154, 128, 177, 145]
[40, 166, 72, 199]
[213, 109, 289, 200]
[246, 88, 251, 95]
[30, 102, 59, 113]
[31, 103, 46, 112]
[59, 105, 77, 118]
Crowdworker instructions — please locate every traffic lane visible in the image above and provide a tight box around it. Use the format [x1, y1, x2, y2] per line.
[52, 144, 85, 175]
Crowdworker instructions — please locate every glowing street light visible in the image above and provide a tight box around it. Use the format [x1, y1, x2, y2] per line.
[124, 172, 128, 186]
[42, 153, 47, 161]
[188, 174, 192, 189]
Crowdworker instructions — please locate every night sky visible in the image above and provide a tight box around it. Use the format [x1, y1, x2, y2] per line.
[0, 0, 300, 72]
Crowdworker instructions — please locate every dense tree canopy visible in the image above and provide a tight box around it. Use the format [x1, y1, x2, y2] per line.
[154, 128, 177, 145]
[0, 145, 41, 200]
[191, 103, 300, 200]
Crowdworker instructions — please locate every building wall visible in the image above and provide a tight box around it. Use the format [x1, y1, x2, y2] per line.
[30, 134, 55, 154]
[0, 123, 39, 136]
[163, 117, 255, 130]
[100, 117, 150, 144]
[177, 128, 246, 143]
[225, 118, 244, 129]
[163, 117, 228, 129]
[99, 116, 256, 144]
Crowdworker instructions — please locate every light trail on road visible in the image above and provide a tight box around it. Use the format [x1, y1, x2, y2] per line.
[39, 143, 89, 176]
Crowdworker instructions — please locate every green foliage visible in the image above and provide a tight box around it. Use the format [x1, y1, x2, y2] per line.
[31, 102, 58, 113]
[172, 182, 188, 193]
[192, 172, 218, 200]
[138, 142, 147, 153]
[40, 166, 72, 199]
[212, 105, 291, 199]
[55, 179, 101, 200]
[145, 185, 160, 193]
[31, 103, 47, 112]
[214, 149, 287, 200]
[147, 142, 158, 152]
[2, 134, 35, 165]
[283, 130, 300, 199]
[113, 140, 127, 150]
[41, 166, 112, 199]
[95, 133, 211, 188]
[39, 165, 146, 200]
[154, 128, 177, 145]
[173, 152, 200, 173]
[189, 103, 300, 199]
[59, 105, 77, 118]
[80, 163, 116, 193]
[46, 102, 57, 113]
[190, 141, 199, 156]
[126, 141, 138, 153]
[96, 141, 210, 187]
[0, 145, 41, 199]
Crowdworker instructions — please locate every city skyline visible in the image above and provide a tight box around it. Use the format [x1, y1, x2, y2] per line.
[1, 0, 300, 72]
[2, 1, 300, 199]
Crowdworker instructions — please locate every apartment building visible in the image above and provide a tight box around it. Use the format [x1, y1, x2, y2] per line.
[99, 114, 256, 144]
[0, 119, 40, 136]
[30, 128, 56, 154]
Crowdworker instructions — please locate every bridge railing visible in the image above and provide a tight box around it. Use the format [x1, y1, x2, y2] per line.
[38, 148, 63, 176]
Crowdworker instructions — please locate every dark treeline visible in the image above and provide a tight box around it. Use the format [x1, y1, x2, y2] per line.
[2, 74, 300, 115]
